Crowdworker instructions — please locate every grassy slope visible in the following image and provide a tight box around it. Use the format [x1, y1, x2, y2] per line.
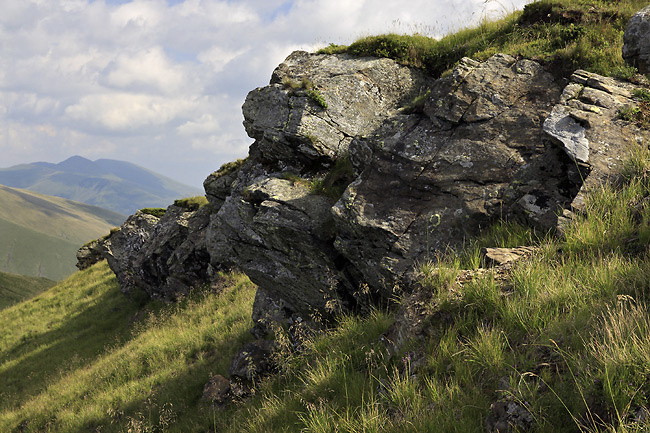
[0, 271, 54, 311]
[0, 262, 256, 433]
[0, 185, 123, 280]
[3, 1, 650, 432]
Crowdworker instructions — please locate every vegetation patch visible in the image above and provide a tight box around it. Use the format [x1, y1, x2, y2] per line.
[139, 207, 167, 218]
[173, 195, 209, 211]
[319, 0, 650, 80]
[309, 156, 356, 201]
[282, 77, 328, 109]
[212, 158, 246, 179]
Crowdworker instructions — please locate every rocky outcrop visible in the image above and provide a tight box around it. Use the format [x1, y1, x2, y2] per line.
[80, 205, 216, 300]
[623, 6, 650, 73]
[82, 50, 648, 319]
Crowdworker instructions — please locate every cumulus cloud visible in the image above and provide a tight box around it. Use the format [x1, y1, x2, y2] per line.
[0, 0, 532, 188]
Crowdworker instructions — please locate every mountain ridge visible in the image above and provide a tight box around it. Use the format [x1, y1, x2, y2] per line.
[0, 156, 202, 215]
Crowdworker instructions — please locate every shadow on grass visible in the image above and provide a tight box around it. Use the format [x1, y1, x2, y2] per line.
[0, 279, 141, 412]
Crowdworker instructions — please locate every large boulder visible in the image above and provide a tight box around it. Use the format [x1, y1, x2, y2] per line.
[83, 204, 216, 301]
[242, 50, 432, 168]
[332, 54, 578, 294]
[204, 51, 648, 318]
[623, 6, 650, 73]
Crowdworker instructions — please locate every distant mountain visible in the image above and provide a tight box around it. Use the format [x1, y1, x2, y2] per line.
[0, 184, 125, 280]
[0, 156, 203, 215]
[0, 270, 54, 311]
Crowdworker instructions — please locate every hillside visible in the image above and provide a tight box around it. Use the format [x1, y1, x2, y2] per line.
[0, 156, 202, 215]
[0, 185, 124, 280]
[4, 0, 650, 432]
[0, 271, 53, 311]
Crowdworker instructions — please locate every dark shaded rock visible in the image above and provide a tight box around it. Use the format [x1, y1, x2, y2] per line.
[201, 374, 231, 405]
[485, 400, 534, 432]
[250, 287, 292, 338]
[85, 203, 217, 301]
[228, 340, 276, 382]
[76, 238, 108, 270]
[332, 54, 576, 295]
[623, 6, 650, 74]
[102, 211, 160, 296]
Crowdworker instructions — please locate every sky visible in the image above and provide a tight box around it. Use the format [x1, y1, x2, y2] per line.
[0, 0, 533, 188]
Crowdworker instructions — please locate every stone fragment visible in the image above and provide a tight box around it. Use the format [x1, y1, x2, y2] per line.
[201, 374, 231, 404]
[482, 247, 537, 267]
[228, 340, 277, 382]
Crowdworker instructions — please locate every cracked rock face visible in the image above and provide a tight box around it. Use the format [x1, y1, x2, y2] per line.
[92, 50, 648, 320]
[242, 50, 432, 169]
[86, 205, 217, 301]
[623, 5, 650, 73]
[333, 54, 580, 294]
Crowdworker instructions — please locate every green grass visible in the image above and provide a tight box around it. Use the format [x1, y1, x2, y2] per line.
[5, 159, 650, 431]
[320, 0, 650, 80]
[173, 195, 209, 211]
[0, 262, 256, 432]
[0, 271, 54, 311]
[6, 1, 650, 431]
[0, 184, 123, 280]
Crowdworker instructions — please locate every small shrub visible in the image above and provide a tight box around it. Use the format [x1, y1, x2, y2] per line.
[309, 156, 355, 200]
[211, 158, 246, 180]
[173, 196, 208, 211]
[139, 207, 167, 218]
[305, 89, 328, 109]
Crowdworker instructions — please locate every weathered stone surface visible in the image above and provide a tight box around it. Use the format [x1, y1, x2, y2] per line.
[250, 287, 292, 338]
[332, 54, 579, 295]
[545, 69, 645, 214]
[102, 212, 159, 296]
[482, 247, 537, 267]
[210, 173, 351, 315]
[76, 238, 107, 270]
[623, 6, 650, 73]
[139, 205, 214, 300]
[201, 374, 231, 404]
[96, 50, 649, 322]
[485, 400, 534, 433]
[85, 204, 216, 300]
[242, 50, 432, 169]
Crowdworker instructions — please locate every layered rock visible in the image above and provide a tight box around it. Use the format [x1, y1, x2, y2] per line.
[83, 50, 648, 319]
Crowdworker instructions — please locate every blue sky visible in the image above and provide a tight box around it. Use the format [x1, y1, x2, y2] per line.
[0, 0, 532, 188]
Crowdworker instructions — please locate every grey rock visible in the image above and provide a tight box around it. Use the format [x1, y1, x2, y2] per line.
[92, 204, 216, 300]
[332, 54, 577, 294]
[545, 69, 645, 214]
[543, 105, 590, 163]
[76, 238, 108, 270]
[250, 287, 292, 338]
[482, 247, 537, 267]
[623, 6, 650, 73]
[201, 374, 231, 404]
[209, 173, 351, 316]
[485, 400, 534, 432]
[102, 211, 160, 296]
[228, 340, 276, 381]
[242, 51, 431, 169]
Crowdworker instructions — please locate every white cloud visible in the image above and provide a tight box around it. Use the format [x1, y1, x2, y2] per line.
[0, 0, 533, 188]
